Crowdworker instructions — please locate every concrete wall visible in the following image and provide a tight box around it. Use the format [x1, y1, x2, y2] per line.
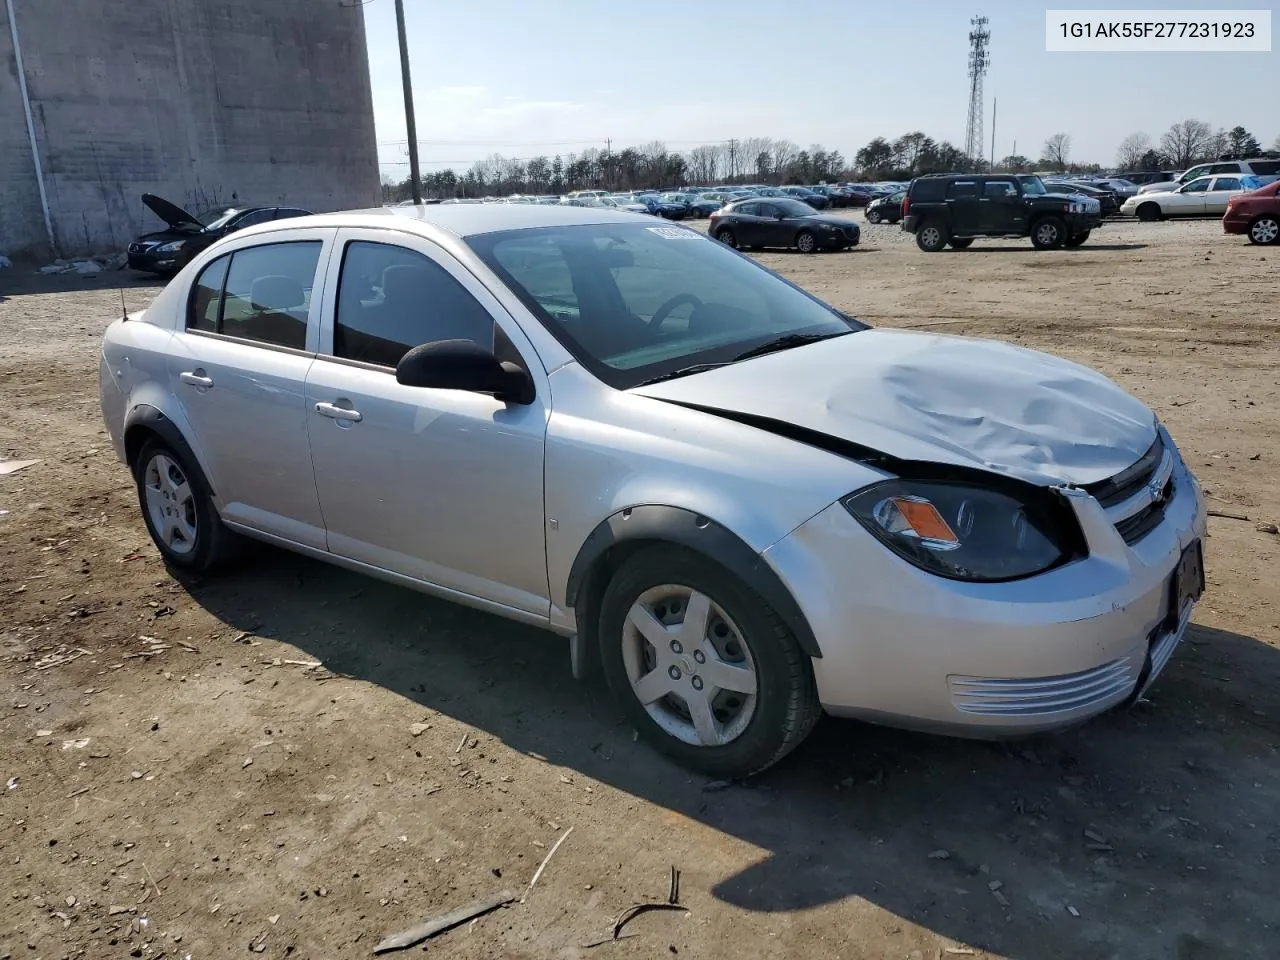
[0, 0, 380, 259]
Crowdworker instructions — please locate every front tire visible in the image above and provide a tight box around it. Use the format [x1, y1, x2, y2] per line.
[916, 220, 949, 252]
[795, 230, 818, 254]
[1031, 216, 1067, 250]
[1248, 215, 1279, 245]
[1136, 202, 1163, 222]
[597, 546, 821, 778]
[132, 438, 238, 573]
[1064, 230, 1090, 248]
[865, 208, 883, 224]
[714, 228, 738, 248]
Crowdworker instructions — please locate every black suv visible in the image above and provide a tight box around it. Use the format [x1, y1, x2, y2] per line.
[901, 174, 1103, 252]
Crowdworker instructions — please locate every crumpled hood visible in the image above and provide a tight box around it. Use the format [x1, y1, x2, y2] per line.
[631, 329, 1157, 486]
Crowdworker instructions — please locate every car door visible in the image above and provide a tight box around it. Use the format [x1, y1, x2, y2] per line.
[979, 179, 1023, 232]
[759, 203, 795, 246]
[945, 180, 982, 234]
[1168, 177, 1210, 216]
[166, 229, 334, 547]
[304, 229, 550, 616]
[727, 202, 762, 245]
[1203, 176, 1242, 214]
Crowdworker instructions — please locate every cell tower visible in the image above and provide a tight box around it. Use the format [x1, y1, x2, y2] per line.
[964, 15, 990, 166]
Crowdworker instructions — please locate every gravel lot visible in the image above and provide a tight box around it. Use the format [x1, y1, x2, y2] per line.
[1, 215, 1278, 960]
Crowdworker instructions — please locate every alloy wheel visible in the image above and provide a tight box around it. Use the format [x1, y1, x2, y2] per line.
[143, 453, 198, 556]
[1250, 217, 1279, 244]
[796, 231, 816, 253]
[621, 585, 758, 747]
[1035, 222, 1060, 246]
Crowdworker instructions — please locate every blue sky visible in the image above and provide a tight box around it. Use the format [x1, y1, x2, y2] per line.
[362, 0, 1277, 178]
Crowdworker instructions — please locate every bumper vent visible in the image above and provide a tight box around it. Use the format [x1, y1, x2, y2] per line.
[948, 658, 1136, 717]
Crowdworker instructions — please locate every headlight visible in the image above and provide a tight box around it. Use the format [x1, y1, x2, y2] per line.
[154, 240, 186, 254]
[842, 479, 1081, 582]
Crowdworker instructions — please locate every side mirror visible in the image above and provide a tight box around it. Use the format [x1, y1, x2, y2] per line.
[395, 339, 535, 405]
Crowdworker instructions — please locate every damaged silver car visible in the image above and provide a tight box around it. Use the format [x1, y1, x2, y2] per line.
[99, 204, 1206, 777]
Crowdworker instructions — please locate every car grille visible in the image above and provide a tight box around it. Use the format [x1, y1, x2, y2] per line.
[1084, 433, 1177, 545]
[948, 657, 1136, 717]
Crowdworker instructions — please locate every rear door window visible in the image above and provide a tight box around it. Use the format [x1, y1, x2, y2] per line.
[948, 181, 979, 198]
[215, 242, 321, 349]
[1212, 177, 1242, 191]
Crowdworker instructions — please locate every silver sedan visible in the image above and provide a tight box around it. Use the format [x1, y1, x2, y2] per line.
[99, 204, 1206, 777]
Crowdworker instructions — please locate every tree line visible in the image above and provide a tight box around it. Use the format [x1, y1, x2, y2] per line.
[381, 123, 1279, 201]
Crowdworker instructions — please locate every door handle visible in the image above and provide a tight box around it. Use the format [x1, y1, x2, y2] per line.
[179, 371, 214, 388]
[315, 401, 362, 422]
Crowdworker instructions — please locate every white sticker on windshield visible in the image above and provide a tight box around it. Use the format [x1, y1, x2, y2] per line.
[646, 226, 700, 240]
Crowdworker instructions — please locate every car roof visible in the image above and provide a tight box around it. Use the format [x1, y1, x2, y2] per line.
[245, 203, 648, 240]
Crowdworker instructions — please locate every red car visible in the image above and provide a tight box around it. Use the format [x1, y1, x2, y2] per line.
[1223, 179, 1280, 245]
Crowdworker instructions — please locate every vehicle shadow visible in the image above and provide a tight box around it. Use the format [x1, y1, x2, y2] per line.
[952, 244, 1149, 253]
[181, 547, 1280, 959]
[0, 269, 162, 302]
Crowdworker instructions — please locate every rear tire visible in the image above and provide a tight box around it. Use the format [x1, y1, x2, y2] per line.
[597, 545, 821, 778]
[132, 438, 239, 574]
[1248, 216, 1279, 245]
[916, 220, 949, 252]
[795, 230, 818, 254]
[1030, 216, 1067, 250]
[714, 228, 738, 248]
[948, 237, 974, 249]
[1136, 202, 1163, 222]
[1064, 230, 1090, 248]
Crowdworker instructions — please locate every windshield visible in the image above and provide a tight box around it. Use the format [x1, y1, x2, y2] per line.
[192, 206, 242, 229]
[1017, 176, 1047, 196]
[467, 223, 864, 390]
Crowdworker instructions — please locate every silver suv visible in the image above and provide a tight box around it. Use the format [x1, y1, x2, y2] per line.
[100, 204, 1206, 776]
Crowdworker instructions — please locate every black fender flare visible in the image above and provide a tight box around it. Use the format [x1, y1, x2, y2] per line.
[123, 405, 214, 496]
[564, 505, 822, 658]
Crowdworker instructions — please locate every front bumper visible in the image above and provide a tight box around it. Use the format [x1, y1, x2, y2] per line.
[1222, 212, 1251, 234]
[127, 245, 179, 273]
[763, 435, 1206, 737]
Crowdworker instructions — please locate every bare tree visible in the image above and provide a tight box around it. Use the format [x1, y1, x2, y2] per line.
[1273, 133, 1280, 152]
[1159, 119, 1214, 168]
[686, 145, 720, 184]
[770, 140, 799, 180]
[1115, 132, 1151, 169]
[1041, 133, 1071, 171]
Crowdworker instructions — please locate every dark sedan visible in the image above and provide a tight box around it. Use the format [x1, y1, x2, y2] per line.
[663, 192, 723, 218]
[127, 195, 312, 275]
[778, 185, 831, 209]
[1042, 180, 1121, 217]
[708, 197, 860, 253]
[863, 191, 905, 224]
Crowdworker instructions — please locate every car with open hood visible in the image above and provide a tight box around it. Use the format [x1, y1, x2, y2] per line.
[99, 203, 1206, 778]
[127, 195, 312, 275]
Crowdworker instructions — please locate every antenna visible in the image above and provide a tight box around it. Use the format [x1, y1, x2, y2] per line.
[964, 15, 991, 168]
[119, 285, 128, 322]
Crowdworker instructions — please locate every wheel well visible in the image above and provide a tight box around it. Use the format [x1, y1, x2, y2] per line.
[123, 423, 161, 470]
[564, 506, 822, 659]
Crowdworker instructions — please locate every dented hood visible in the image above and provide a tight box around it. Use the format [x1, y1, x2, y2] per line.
[630, 329, 1157, 486]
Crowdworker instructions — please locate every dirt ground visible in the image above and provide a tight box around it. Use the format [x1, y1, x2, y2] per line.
[1, 216, 1277, 960]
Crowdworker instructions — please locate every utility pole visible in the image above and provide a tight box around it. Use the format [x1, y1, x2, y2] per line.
[393, 0, 422, 204]
[990, 97, 997, 171]
[728, 138, 739, 182]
